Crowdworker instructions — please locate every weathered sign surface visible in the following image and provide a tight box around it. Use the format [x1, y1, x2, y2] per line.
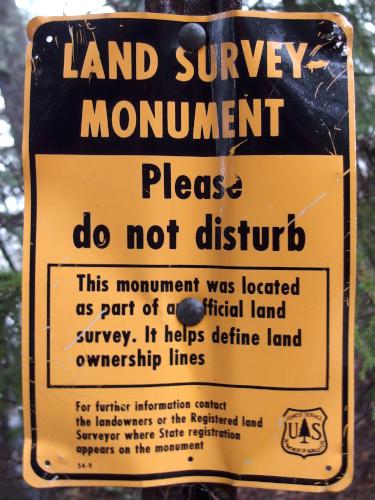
[22, 11, 356, 492]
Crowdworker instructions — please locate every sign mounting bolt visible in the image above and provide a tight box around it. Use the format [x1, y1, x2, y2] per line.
[178, 23, 206, 51]
[177, 298, 205, 326]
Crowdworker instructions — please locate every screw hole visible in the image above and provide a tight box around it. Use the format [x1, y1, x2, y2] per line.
[44, 459, 51, 467]
[188, 456, 194, 462]
[326, 465, 332, 471]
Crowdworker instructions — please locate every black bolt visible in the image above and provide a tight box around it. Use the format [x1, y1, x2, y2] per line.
[178, 23, 206, 51]
[176, 298, 204, 326]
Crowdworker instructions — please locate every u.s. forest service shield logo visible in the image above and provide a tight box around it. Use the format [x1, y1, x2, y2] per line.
[282, 408, 328, 458]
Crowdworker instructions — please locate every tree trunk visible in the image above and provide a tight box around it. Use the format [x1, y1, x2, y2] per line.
[0, 0, 25, 269]
[142, 0, 241, 498]
[0, 0, 27, 154]
[282, 0, 298, 10]
[145, 0, 242, 14]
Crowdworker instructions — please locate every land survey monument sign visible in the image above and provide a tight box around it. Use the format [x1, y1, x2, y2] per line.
[22, 11, 356, 492]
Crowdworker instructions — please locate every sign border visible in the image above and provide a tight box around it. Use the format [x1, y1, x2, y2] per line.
[46, 263, 330, 391]
[21, 10, 355, 490]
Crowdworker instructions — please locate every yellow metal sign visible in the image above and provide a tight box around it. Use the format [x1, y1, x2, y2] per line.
[22, 11, 356, 492]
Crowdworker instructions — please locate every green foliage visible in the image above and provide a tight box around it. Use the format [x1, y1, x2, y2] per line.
[0, 271, 21, 410]
[337, 0, 375, 135]
[356, 173, 375, 381]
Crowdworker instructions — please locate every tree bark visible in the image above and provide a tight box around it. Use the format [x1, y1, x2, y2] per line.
[0, 0, 25, 269]
[145, 0, 242, 14]
[0, 0, 27, 154]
